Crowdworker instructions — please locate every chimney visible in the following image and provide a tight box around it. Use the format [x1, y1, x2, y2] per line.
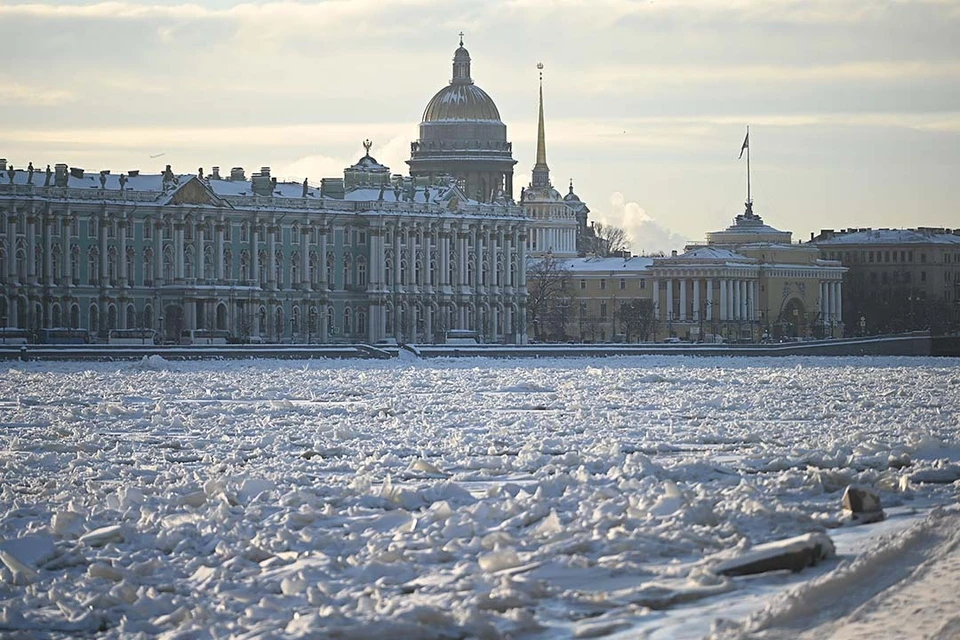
[69, 167, 84, 179]
[251, 169, 273, 196]
[260, 166, 271, 177]
[0, 159, 6, 171]
[54, 163, 68, 187]
[211, 166, 221, 180]
[128, 170, 140, 177]
[671, 249, 678, 257]
[230, 167, 245, 181]
[99, 170, 110, 175]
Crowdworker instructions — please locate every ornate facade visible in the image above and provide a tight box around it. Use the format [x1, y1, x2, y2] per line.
[0, 154, 528, 344]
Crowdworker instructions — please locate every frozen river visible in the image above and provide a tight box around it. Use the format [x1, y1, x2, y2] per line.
[1, 355, 959, 638]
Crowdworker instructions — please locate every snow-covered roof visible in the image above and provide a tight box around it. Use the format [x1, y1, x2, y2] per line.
[533, 256, 654, 273]
[813, 228, 960, 246]
[675, 246, 752, 262]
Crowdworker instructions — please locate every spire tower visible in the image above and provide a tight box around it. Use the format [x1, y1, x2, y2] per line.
[531, 62, 550, 188]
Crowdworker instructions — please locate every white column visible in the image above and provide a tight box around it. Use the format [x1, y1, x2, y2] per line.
[740, 280, 748, 320]
[250, 222, 259, 283]
[706, 279, 714, 321]
[43, 214, 53, 285]
[100, 219, 110, 285]
[832, 281, 840, 324]
[679, 278, 687, 321]
[652, 278, 660, 321]
[730, 280, 738, 320]
[26, 213, 37, 283]
[118, 219, 127, 285]
[300, 228, 310, 287]
[317, 227, 327, 288]
[196, 222, 205, 281]
[822, 282, 829, 324]
[154, 222, 163, 284]
[6, 214, 16, 282]
[216, 222, 225, 281]
[693, 279, 701, 322]
[665, 279, 674, 322]
[267, 223, 276, 289]
[719, 279, 727, 321]
[836, 281, 843, 325]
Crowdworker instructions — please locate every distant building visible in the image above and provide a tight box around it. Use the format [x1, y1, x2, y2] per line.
[810, 227, 960, 334]
[0, 153, 528, 344]
[529, 201, 847, 343]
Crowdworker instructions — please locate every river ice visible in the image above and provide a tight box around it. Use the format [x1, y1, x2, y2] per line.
[1, 355, 958, 638]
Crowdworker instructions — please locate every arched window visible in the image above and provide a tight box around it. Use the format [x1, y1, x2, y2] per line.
[291, 251, 300, 285]
[126, 304, 136, 328]
[326, 253, 335, 288]
[357, 258, 366, 287]
[343, 307, 352, 334]
[257, 250, 268, 284]
[126, 248, 136, 285]
[275, 250, 283, 287]
[357, 310, 367, 335]
[88, 247, 100, 284]
[143, 249, 154, 285]
[162, 245, 174, 281]
[71, 245, 80, 283]
[223, 247, 232, 280]
[343, 253, 352, 287]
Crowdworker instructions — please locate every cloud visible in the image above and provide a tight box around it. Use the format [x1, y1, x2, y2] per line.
[595, 192, 690, 255]
[0, 81, 74, 106]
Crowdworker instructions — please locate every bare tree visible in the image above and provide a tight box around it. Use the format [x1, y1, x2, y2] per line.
[593, 222, 632, 257]
[526, 255, 573, 342]
[617, 299, 656, 342]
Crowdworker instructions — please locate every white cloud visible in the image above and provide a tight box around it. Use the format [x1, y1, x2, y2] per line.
[594, 193, 690, 255]
[0, 81, 74, 106]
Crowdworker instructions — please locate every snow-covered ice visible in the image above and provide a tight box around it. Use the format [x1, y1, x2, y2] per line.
[1, 355, 958, 638]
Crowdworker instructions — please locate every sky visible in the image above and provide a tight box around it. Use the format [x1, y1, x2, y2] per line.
[2, 0, 958, 254]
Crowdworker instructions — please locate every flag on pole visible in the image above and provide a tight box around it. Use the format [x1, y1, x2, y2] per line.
[738, 130, 749, 159]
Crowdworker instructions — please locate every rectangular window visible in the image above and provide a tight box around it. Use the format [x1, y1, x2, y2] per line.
[869, 251, 874, 263]
[579, 279, 586, 290]
[921, 271, 927, 282]
[619, 278, 626, 290]
[144, 221, 152, 240]
[600, 301, 607, 319]
[909, 251, 914, 262]
[600, 279, 607, 290]
[884, 251, 890, 262]
[359, 231, 367, 245]
[639, 279, 646, 289]
[921, 253, 927, 264]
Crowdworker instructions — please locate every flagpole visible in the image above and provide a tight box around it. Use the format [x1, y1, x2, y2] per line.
[746, 125, 751, 205]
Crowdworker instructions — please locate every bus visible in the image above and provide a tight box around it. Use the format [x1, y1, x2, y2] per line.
[0, 328, 29, 345]
[38, 328, 89, 344]
[108, 328, 158, 345]
[444, 329, 479, 345]
[180, 329, 230, 346]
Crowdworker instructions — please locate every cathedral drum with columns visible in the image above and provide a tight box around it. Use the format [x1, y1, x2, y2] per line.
[407, 36, 517, 204]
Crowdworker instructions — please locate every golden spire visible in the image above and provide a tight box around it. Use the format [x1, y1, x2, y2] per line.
[532, 62, 550, 188]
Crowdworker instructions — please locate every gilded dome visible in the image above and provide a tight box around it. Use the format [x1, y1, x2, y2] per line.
[421, 43, 503, 123]
[422, 83, 502, 122]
